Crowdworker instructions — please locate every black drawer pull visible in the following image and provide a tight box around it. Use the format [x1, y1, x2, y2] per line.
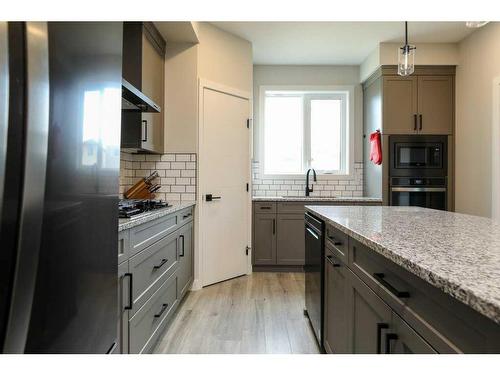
[385, 333, 398, 354]
[328, 236, 342, 246]
[124, 273, 133, 310]
[260, 206, 271, 210]
[182, 213, 191, 219]
[154, 303, 169, 318]
[179, 235, 185, 257]
[373, 273, 410, 298]
[376, 323, 389, 354]
[326, 255, 341, 267]
[153, 258, 168, 270]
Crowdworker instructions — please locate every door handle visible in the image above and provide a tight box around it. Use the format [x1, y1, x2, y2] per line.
[205, 194, 221, 202]
[124, 273, 133, 310]
[376, 323, 389, 354]
[154, 303, 169, 318]
[153, 258, 168, 270]
[179, 234, 185, 257]
[385, 333, 398, 354]
[419, 114, 422, 131]
[305, 226, 318, 240]
[413, 114, 417, 131]
[142, 119, 148, 142]
[373, 273, 410, 298]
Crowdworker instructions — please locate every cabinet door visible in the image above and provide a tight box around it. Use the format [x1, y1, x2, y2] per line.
[348, 268, 392, 353]
[177, 221, 193, 299]
[276, 214, 305, 265]
[253, 213, 276, 265]
[324, 255, 350, 354]
[388, 313, 437, 354]
[118, 262, 130, 354]
[141, 32, 164, 152]
[417, 76, 453, 134]
[383, 76, 418, 134]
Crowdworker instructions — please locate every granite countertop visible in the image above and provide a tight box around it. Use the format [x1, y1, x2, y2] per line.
[253, 196, 383, 203]
[118, 201, 196, 232]
[305, 205, 500, 324]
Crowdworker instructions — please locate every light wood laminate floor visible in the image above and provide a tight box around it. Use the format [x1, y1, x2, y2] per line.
[154, 272, 320, 354]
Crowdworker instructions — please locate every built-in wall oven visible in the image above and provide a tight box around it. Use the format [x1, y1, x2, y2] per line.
[389, 135, 448, 210]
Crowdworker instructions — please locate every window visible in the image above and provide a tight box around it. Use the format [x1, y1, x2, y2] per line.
[261, 88, 350, 176]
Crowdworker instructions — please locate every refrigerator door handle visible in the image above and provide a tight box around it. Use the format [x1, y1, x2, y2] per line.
[3, 22, 50, 353]
[0, 22, 8, 215]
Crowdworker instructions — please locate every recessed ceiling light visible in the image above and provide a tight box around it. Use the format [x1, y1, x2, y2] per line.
[465, 21, 489, 28]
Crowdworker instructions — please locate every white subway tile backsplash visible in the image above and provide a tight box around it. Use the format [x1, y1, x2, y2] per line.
[251, 160, 364, 198]
[120, 152, 197, 202]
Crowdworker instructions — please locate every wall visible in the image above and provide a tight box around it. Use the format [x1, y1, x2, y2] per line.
[455, 22, 500, 217]
[119, 152, 196, 202]
[197, 22, 253, 93]
[252, 65, 364, 197]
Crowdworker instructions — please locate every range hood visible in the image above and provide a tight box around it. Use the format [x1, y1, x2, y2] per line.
[121, 78, 161, 113]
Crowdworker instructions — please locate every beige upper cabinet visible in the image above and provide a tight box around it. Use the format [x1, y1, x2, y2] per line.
[417, 76, 454, 134]
[383, 76, 418, 134]
[382, 73, 454, 135]
[141, 33, 165, 153]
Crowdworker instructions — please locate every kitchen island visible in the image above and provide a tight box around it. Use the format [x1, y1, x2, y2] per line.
[305, 205, 500, 353]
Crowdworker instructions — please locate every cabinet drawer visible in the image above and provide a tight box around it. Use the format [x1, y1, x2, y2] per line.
[349, 238, 500, 353]
[325, 225, 348, 264]
[177, 207, 193, 226]
[129, 230, 178, 314]
[118, 230, 130, 264]
[129, 271, 178, 354]
[254, 202, 276, 213]
[277, 202, 305, 214]
[130, 214, 178, 256]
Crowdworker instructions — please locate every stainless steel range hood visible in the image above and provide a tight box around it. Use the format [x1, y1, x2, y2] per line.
[121, 78, 161, 113]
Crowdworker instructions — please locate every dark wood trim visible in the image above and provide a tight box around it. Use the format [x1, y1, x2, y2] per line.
[381, 65, 456, 76]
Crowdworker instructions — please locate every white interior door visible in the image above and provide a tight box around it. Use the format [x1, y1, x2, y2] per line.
[201, 86, 250, 286]
[493, 79, 500, 221]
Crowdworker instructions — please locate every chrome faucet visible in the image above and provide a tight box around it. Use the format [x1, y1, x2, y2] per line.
[305, 168, 317, 197]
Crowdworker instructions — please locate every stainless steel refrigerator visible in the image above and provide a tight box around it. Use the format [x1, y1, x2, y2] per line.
[0, 22, 122, 353]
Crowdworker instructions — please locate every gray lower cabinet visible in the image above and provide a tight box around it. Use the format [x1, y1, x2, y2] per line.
[277, 214, 305, 265]
[177, 221, 193, 299]
[323, 251, 350, 354]
[118, 261, 130, 354]
[323, 221, 500, 354]
[117, 206, 194, 353]
[253, 213, 276, 265]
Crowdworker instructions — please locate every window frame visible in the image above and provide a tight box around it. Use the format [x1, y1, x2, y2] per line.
[258, 85, 355, 180]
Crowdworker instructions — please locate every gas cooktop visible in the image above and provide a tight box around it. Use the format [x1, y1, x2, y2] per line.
[118, 199, 170, 218]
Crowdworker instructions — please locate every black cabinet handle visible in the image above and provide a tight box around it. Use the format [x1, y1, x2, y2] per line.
[385, 333, 398, 354]
[142, 120, 148, 142]
[154, 303, 169, 318]
[260, 206, 271, 210]
[205, 194, 221, 202]
[326, 255, 341, 267]
[373, 273, 410, 298]
[179, 235, 185, 257]
[419, 114, 423, 131]
[153, 258, 168, 270]
[273, 219, 276, 234]
[328, 236, 342, 246]
[182, 213, 191, 219]
[413, 114, 417, 131]
[124, 273, 133, 310]
[376, 323, 389, 354]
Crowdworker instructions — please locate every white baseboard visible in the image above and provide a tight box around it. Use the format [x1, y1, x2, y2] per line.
[191, 278, 202, 291]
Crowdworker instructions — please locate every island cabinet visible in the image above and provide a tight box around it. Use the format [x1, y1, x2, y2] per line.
[323, 223, 500, 354]
[117, 206, 194, 354]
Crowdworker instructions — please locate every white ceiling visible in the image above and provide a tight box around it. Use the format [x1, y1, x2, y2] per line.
[211, 22, 475, 65]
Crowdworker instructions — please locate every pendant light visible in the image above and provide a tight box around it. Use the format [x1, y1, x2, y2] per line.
[398, 22, 416, 77]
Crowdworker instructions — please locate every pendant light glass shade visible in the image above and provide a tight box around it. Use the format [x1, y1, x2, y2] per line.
[398, 44, 415, 76]
[398, 22, 416, 77]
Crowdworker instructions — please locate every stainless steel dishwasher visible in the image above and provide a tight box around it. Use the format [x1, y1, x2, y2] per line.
[304, 212, 324, 348]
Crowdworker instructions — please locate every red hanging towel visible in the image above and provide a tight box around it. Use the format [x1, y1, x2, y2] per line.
[369, 130, 382, 165]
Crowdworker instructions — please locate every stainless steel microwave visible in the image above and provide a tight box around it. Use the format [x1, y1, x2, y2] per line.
[389, 135, 447, 177]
